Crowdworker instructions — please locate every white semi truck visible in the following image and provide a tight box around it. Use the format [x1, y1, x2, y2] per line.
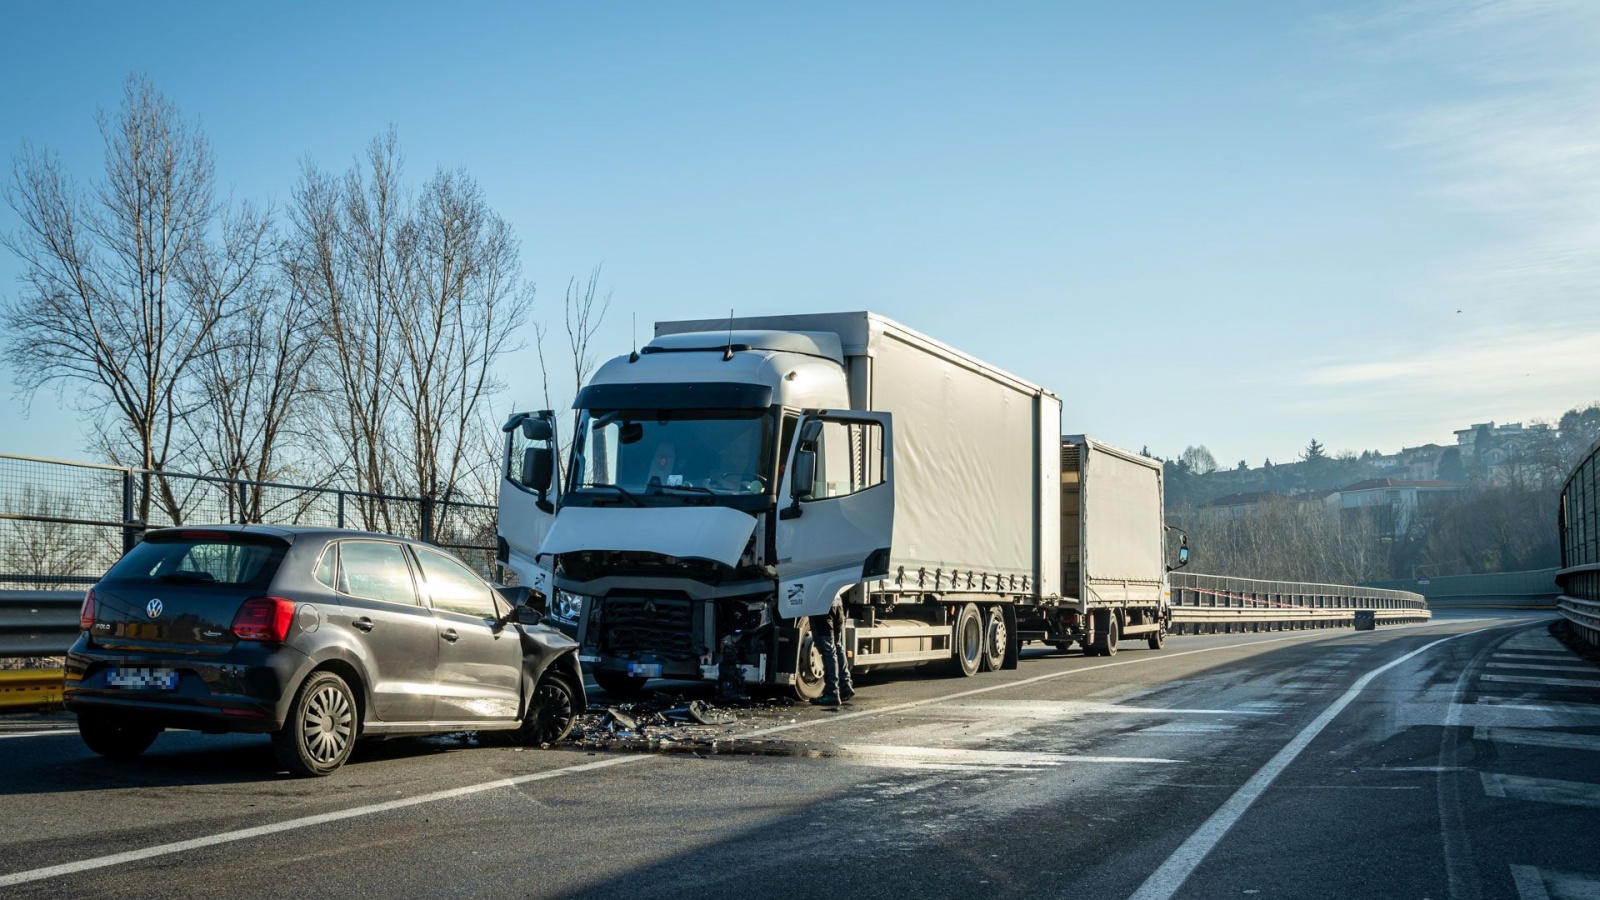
[496, 312, 1186, 697]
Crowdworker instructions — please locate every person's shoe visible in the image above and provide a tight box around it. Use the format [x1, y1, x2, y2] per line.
[839, 687, 856, 702]
[810, 694, 840, 706]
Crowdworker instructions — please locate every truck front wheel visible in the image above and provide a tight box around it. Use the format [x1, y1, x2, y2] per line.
[791, 617, 826, 700]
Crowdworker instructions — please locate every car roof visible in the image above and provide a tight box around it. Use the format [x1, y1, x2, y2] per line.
[142, 523, 437, 548]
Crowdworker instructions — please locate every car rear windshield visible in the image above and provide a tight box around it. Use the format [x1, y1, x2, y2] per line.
[103, 535, 288, 589]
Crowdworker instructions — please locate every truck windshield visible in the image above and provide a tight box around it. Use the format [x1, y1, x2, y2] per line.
[572, 409, 774, 499]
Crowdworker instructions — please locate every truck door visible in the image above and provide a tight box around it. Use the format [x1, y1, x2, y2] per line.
[775, 410, 894, 618]
[498, 411, 561, 599]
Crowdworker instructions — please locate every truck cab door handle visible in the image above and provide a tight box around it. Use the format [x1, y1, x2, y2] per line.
[351, 617, 374, 633]
[441, 628, 459, 643]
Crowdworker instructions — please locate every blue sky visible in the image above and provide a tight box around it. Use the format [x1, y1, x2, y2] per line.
[2, 0, 1597, 468]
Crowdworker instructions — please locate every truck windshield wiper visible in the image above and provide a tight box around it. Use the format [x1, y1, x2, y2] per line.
[579, 483, 644, 507]
[651, 483, 716, 497]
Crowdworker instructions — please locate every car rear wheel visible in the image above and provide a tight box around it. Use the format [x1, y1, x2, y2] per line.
[78, 713, 161, 759]
[273, 671, 357, 777]
[515, 672, 579, 746]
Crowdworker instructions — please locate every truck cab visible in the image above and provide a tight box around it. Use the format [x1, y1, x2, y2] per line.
[498, 329, 893, 697]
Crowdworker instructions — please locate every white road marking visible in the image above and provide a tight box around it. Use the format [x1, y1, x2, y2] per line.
[1513, 865, 1553, 900]
[1485, 662, 1597, 673]
[1510, 865, 1600, 900]
[0, 754, 652, 889]
[1481, 674, 1600, 689]
[1474, 728, 1600, 753]
[831, 743, 1181, 772]
[1481, 773, 1600, 809]
[1494, 653, 1574, 661]
[0, 623, 1472, 888]
[0, 730, 74, 740]
[1126, 627, 1490, 900]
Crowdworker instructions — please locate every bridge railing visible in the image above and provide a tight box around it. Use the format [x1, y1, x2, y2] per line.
[1169, 572, 1429, 633]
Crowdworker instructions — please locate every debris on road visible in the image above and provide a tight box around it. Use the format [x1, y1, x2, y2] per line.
[567, 692, 799, 752]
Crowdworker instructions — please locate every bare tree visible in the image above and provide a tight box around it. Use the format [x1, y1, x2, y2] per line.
[393, 169, 533, 534]
[287, 131, 536, 532]
[287, 132, 410, 530]
[2, 75, 269, 521]
[182, 242, 323, 518]
[563, 265, 610, 430]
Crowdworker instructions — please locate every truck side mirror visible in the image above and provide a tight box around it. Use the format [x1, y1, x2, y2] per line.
[790, 448, 816, 502]
[521, 417, 553, 441]
[780, 447, 817, 520]
[522, 446, 555, 512]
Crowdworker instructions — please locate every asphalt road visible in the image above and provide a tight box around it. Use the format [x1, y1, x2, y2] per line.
[2, 611, 1596, 899]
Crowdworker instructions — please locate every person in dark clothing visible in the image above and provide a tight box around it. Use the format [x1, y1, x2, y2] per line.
[809, 598, 855, 706]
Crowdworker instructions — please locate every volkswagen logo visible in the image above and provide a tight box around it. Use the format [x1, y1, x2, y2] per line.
[146, 598, 164, 619]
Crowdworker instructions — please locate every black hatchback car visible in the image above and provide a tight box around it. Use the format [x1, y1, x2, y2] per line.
[64, 525, 584, 776]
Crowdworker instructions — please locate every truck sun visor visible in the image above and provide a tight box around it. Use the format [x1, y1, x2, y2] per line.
[573, 382, 774, 410]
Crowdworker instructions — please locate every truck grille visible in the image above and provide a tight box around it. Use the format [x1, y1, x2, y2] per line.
[601, 595, 697, 660]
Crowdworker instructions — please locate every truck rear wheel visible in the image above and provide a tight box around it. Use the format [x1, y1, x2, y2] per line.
[1091, 610, 1119, 656]
[980, 606, 1007, 671]
[951, 603, 982, 677]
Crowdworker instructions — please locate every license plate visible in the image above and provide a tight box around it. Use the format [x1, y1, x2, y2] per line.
[626, 663, 663, 678]
[105, 667, 179, 690]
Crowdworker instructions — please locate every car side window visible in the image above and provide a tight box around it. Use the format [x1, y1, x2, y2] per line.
[314, 545, 337, 590]
[335, 541, 419, 606]
[414, 547, 500, 619]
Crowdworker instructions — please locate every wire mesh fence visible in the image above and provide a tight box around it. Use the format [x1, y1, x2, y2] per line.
[0, 454, 498, 589]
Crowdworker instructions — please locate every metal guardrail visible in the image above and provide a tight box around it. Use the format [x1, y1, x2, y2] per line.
[1170, 572, 1429, 633]
[0, 590, 80, 657]
[0, 669, 64, 710]
[0, 452, 499, 590]
[1558, 595, 1600, 646]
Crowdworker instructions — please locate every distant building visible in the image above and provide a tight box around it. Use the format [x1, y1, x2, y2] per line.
[1326, 478, 1466, 537]
[1199, 491, 1282, 522]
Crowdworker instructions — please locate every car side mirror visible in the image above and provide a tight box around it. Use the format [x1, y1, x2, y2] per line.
[496, 584, 532, 608]
[511, 605, 544, 626]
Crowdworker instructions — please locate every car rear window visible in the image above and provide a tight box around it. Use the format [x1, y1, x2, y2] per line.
[104, 536, 286, 589]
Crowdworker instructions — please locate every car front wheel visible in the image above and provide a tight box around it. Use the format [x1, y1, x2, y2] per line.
[272, 671, 358, 777]
[515, 672, 578, 746]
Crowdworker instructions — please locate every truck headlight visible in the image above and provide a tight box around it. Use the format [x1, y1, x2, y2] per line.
[551, 590, 588, 624]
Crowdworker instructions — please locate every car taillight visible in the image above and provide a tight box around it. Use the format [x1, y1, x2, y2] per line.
[231, 596, 296, 642]
[79, 588, 96, 630]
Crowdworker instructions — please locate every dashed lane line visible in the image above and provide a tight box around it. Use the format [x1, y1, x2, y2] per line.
[1474, 727, 1600, 753]
[1481, 773, 1600, 809]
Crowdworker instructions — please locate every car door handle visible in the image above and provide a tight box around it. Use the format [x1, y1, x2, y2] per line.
[441, 628, 459, 643]
[351, 617, 374, 633]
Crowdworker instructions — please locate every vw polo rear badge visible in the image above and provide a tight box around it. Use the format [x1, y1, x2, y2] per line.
[146, 598, 164, 619]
